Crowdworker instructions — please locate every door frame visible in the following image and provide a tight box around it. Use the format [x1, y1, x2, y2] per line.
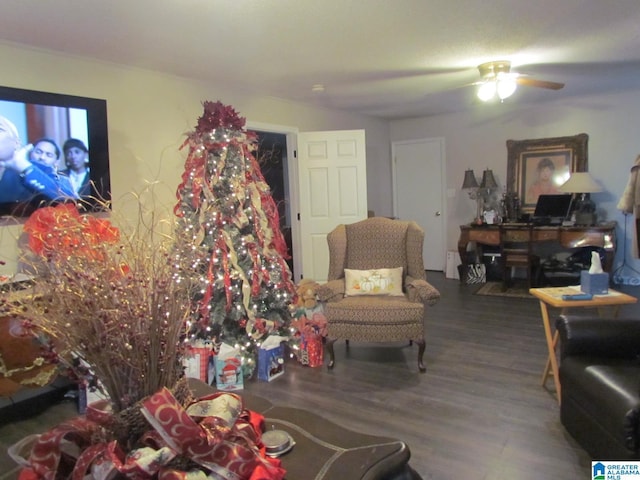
[247, 121, 302, 282]
[391, 137, 447, 271]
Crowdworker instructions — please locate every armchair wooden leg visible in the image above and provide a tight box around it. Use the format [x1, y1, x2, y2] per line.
[326, 338, 336, 369]
[416, 339, 426, 373]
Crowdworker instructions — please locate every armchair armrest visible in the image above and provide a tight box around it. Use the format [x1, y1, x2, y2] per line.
[556, 315, 640, 360]
[316, 279, 345, 303]
[405, 276, 440, 306]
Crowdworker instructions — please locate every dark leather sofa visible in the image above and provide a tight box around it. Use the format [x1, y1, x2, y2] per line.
[556, 315, 640, 459]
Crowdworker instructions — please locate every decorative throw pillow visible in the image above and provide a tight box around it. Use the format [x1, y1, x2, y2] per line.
[344, 267, 404, 296]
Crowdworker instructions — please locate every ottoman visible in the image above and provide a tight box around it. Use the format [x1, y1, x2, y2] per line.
[188, 379, 421, 479]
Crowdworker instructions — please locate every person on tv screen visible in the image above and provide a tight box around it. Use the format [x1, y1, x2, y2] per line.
[0, 115, 32, 203]
[60, 138, 91, 198]
[0, 116, 77, 203]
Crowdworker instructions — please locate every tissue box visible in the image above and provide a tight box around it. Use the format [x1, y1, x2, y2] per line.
[580, 271, 609, 295]
[257, 342, 285, 382]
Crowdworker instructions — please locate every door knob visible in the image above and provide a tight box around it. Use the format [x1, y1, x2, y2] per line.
[435, 211, 441, 216]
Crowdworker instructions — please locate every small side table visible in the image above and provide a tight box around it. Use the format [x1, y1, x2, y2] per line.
[529, 286, 637, 404]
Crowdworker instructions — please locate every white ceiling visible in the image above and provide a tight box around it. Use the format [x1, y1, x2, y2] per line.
[3, 0, 640, 119]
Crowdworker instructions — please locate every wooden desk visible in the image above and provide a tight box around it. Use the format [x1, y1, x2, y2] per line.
[529, 286, 637, 404]
[458, 222, 617, 281]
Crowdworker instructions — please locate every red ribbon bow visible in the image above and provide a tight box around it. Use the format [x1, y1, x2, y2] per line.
[14, 388, 285, 480]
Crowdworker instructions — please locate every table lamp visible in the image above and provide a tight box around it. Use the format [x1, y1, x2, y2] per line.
[462, 168, 497, 223]
[558, 172, 603, 225]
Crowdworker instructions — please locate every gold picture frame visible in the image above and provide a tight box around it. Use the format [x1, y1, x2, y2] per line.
[506, 133, 588, 213]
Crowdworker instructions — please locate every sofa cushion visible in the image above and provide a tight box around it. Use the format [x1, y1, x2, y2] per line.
[325, 296, 422, 325]
[560, 357, 640, 453]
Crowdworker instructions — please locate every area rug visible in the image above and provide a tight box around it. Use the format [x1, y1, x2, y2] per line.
[474, 281, 533, 299]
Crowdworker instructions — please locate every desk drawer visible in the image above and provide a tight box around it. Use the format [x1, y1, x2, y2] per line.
[534, 230, 560, 242]
[469, 229, 499, 245]
[560, 231, 606, 249]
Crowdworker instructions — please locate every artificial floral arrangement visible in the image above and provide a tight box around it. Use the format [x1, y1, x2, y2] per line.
[8, 201, 189, 417]
[2, 197, 285, 479]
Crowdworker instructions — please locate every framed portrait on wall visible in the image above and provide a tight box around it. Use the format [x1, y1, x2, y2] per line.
[506, 133, 588, 213]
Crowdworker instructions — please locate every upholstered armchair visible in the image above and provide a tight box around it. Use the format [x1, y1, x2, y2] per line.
[316, 217, 440, 372]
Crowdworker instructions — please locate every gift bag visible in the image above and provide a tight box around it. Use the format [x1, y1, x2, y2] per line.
[78, 378, 108, 414]
[184, 341, 213, 382]
[465, 263, 486, 284]
[215, 343, 244, 391]
[257, 335, 286, 382]
[291, 304, 327, 367]
[207, 355, 216, 386]
[300, 334, 324, 367]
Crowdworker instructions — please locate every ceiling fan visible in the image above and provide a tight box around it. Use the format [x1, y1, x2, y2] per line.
[475, 60, 565, 101]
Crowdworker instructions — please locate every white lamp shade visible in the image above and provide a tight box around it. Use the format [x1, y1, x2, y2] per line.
[558, 172, 603, 193]
[477, 81, 496, 101]
[496, 76, 517, 99]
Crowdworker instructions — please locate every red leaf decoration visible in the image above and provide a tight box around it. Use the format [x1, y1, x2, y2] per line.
[23, 203, 119, 260]
[196, 100, 246, 134]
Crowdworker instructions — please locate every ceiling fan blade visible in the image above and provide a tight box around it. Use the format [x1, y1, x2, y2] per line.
[516, 77, 564, 90]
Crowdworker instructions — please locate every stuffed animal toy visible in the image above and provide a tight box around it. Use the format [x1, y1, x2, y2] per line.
[295, 278, 320, 309]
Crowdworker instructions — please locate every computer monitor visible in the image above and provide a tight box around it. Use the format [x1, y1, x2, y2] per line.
[532, 194, 573, 225]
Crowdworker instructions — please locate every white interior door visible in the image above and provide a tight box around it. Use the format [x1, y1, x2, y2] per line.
[392, 138, 446, 271]
[298, 130, 367, 282]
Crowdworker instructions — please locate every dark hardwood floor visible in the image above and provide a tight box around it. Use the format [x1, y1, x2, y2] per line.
[2, 272, 639, 479]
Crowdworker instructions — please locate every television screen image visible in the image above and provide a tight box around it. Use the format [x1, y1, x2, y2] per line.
[0, 86, 111, 218]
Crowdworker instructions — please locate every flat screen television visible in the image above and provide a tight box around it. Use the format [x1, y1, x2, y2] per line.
[0, 85, 111, 218]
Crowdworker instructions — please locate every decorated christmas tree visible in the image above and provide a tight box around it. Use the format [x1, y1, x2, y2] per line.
[174, 101, 296, 375]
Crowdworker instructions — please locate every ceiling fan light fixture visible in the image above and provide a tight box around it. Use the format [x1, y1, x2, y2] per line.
[476, 60, 518, 102]
[475, 60, 563, 103]
[477, 81, 496, 101]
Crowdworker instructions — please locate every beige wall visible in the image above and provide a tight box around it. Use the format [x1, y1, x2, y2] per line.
[390, 90, 640, 275]
[0, 41, 391, 274]
[4, 39, 639, 278]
